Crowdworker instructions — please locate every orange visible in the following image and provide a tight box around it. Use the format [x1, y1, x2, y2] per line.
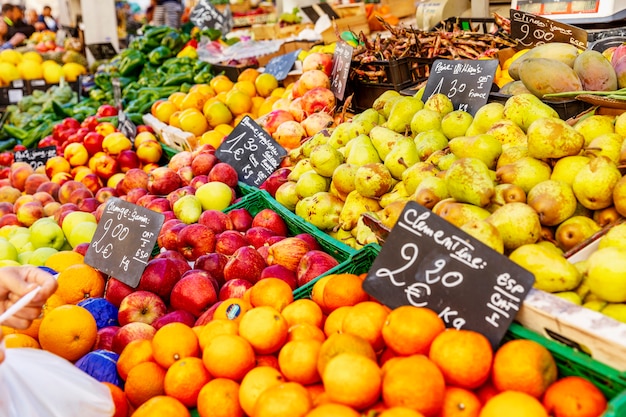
[131, 395, 190, 417]
[233, 80, 257, 97]
[321, 273, 369, 314]
[238, 67, 260, 83]
[306, 383, 328, 407]
[198, 318, 239, 350]
[212, 298, 252, 323]
[543, 376, 608, 417]
[382, 355, 446, 416]
[55, 263, 105, 304]
[38, 304, 97, 361]
[197, 378, 243, 417]
[43, 250, 84, 272]
[124, 361, 167, 407]
[202, 334, 256, 381]
[14, 316, 41, 339]
[3, 333, 40, 348]
[310, 275, 332, 310]
[154, 100, 179, 123]
[117, 339, 154, 380]
[491, 339, 557, 398]
[288, 323, 326, 343]
[249, 278, 294, 312]
[440, 387, 482, 417]
[210, 75, 234, 94]
[382, 305, 446, 356]
[429, 329, 493, 389]
[42, 293, 65, 316]
[323, 306, 351, 337]
[282, 298, 324, 328]
[102, 382, 129, 417]
[256, 354, 280, 369]
[322, 353, 382, 410]
[278, 339, 322, 385]
[317, 332, 377, 378]
[378, 347, 398, 368]
[252, 382, 313, 417]
[164, 356, 211, 407]
[239, 306, 289, 355]
[341, 301, 389, 352]
[305, 403, 361, 417]
[479, 391, 547, 417]
[378, 407, 427, 417]
[239, 366, 285, 416]
[152, 322, 200, 369]
[475, 380, 498, 405]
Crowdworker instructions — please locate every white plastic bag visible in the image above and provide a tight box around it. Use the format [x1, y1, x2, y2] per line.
[0, 287, 115, 417]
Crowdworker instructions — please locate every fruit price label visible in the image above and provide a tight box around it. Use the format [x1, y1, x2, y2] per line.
[264, 49, 301, 81]
[421, 59, 498, 116]
[510, 9, 588, 49]
[190, 0, 233, 33]
[215, 115, 287, 187]
[330, 41, 354, 101]
[362, 202, 535, 348]
[85, 198, 165, 288]
[86, 43, 118, 60]
[14, 146, 57, 169]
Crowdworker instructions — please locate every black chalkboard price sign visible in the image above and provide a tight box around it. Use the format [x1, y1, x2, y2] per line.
[510, 9, 588, 49]
[362, 202, 535, 348]
[215, 115, 287, 187]
[14, 146, 57, 169]
[330, 41, 354, 101]
[84, 198, 165, 288]
[190, 0, 233, 33]
[86, 43, 118, 60]
[264, 49, 301, 81]
[421, 59, 498, 116]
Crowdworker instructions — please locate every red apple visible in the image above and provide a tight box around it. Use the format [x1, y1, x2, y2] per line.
[157, 218, 184, 249]
[125, 187, 149, 204]
[79, 173, 104, 194]
[219, 278, 253, 302]
[117, 149, 141, 172]
[259, 167, 292, 198]
[208, 162, 238, 188]
[166, 185, 196, 208]
[96, 104, 118, 118]
[54, 203, 79, 225]
[191, 152, 218, 176]
[159, 221, 187, 251]
[117, 290, 167, 326]
[161, 210, 176, 222]
[266, 237, 310, 272]
[170, 271, 219, 318]
[111, 322, 156, 355]
[177, 223, 216, 261]
[194, 252, 228, 287]
[147, 166, 181, 196]
[293, 233, 322, 251]
[195, 301, 223, 326]
[252, 208, 288, 236]
[145, 197, 171, 213]
[223, 246, 266, 283]
[303, 52, 333, 76]
[260, 264, 297, 290]
[266, 235, 285, 246]
[73, 242, 90, 256]
[36, 181, 60, 200]
[296, 250, 340, 287]
[301, 87, 336, 116]
[81, 115, 99, 131]
[199, 209, 234, 234]
[167, 151, 193, 172]
[105, 277, 135, 308]
[95, 186, 118, 203]
[244, 226, 278, 249]
[94, 202, 107, 222]
[117, 168, 149, 195]
[32, 191, 55, 207]
[301, 112, 335, 137]
[94, 325, 120, 351]
[136, 194, 158, 208]
[177, 165, 194, 186]
[137, 257, 182, 301]
[152, 310, 196, 330]
[83, 131, 105, 155]
[215, 230, 249, 256]
[155, 249, 192, 276]
[78, 196, 100, 213]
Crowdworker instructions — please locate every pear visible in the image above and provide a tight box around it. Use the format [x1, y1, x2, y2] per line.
[496, 146, 530, 169]
[344, 134, 381, 166]
[573, 114, 616, 147]
[414, 130, 449, 161]
[287, 158, 314, 182]
[385, 136, 420, 180]
[445, 158, 495, 207]
[410, 109, 443, 135]
[385, 97, 425, 133]
[376, 200, 408, 230]
[593, 206, 621, 227]
[598, 223, 626, 250]
[448, 134, 502, 169]
[601, 303, 626, 323]
[275, 182, 299, 211]
[496, 157, 552, 193]
[295, 192, 344, 231]
[424, 93, 454, 115]
[329, 181, 348, 201]
[295, 171, 330, 198]
[466, 102, 505, 135]
[432, 198, 458, 216]
[572, 156, 621, 210]
[352, 215, 379, 246]
[585, 133, 623, 163]
[380, 184, 410, 208]
[502, 93, 559, 131]
[350, 108, 380, 136]
[553, 292, 583, 305]
[460, 219, 504, 254]
[485, 119, 528, 149]
[338, 190, 382, 231]
[440, 110, 473, 139]
[619, 138, 626, 165]
[527, 180, 577, 226]
[413, 176, 449, 210]
[438, 202, 491, 228]
[331, 163, 358, 196]
[486, 202, 541, 251]
[301, 130, 330, 158]
[328, 227, 361, 250]
[372, 90, 401, 114]
[491, 183, 527, 207]
[550, 155, 590, 186]
[381, 95, 404, 119]
[527, 117, 584, 159]
[614, 176, 626, 217]
[554, 215, 601, 252]
[537, 240, 564, 256]
[509, 243, 581, 292]
[436, 153, 458, 171]
[309, 144, 344, 178]
[287, 145, 305, 163]
[327, 123, 353, 149]
[355, 163, 393, 198]
[401, 161, 439, 195]
[369, 126, 405, 161]
[587, 247, 626, 302]
[424, 149, 448, 167]
[583, 300, 608, 311]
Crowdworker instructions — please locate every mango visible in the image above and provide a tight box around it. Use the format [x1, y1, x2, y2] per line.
[508, 42, 579, 80]
[499, 80, 531, 96]
[573, 50, 617, 91]
[519, 58, 582, 98]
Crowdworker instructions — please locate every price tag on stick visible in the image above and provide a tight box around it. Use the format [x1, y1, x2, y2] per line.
[330, 41, 353, 101]
[362, 202, 535, 349]
[264, 49, 301, 81]
[190, 0, 233, 33]
[14, 146, 57, 170]
[85, 198, 165, 288]
[215, 115, 287, 187]
[421, 59, 498, 116]
[509, 9, 588, 49]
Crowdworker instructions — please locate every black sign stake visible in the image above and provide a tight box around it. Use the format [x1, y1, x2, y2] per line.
[331, 41, 353, 101]
[84, 198, 165, 288]
[264, 49, 301, 81]
[14, 146, 57, 169]
[215, 115, 287, 187]
[86, 43, 118, 60]
[362, 202, 535, 349]
[510, 9, 588, 49]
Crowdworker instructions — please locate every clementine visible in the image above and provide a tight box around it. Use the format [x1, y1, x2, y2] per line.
[197, 378, 244, 417]
[322, 353, 382, 410]
[288, 323, 326, 343]
[198, 318, 239, 350]
[249, 278, 294, 312]
[479, 391, 548, 417]
[382, 305, 445, 356]
[317, 332, 377, 377]
[304, 403, 361, 417]
[252, 382, 313, 417]
[124, 361, 167, 407]
[278, 339, 323, 385]
[543, 376, 607, 417]
[282, 298, 324, 328]
[117, 339, 154, 381]
[321, 274, 369, 313]
[38, 304, 97, 361]
[164, 356, 211, 407]
[152, 322, 200, 368]
[341, 301, 390, 352]
[239, 365, 285, 416]
[102, 382, 129, 417]
[238, 306, 289, 355]
[131, 395, 190, 417]
[202, 334, 256, 381]
[55, 263, 105, 304]
[440, 386, 482, 417]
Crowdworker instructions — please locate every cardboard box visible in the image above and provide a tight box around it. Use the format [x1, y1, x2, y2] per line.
[381, 0, 416, 18]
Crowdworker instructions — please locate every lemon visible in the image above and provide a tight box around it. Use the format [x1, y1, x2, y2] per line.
[62, 63, 86, 82]
[0, 49, 21, 65]
[17, 60, 43, 80]
[0, 62, 20, 84]
[43, 63, 63, 84]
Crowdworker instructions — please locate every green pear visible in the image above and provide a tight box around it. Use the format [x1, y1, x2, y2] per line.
[344, 134, 381, 166]
[381, 95, 404, 120]
[496, 157, 552, 193]
[436, 153, 458, 171]
[574, 265, 590, 299]
[615, 112, 626, 136]
[587, 247, 626, 302]
[329, 181, 348, 201]
[601, 303, 626, 323]
[338, 190, 382, 231]
[586, 133, 623, 163]
[599, 223, 626, 250]
[527, 180, 577, 226]
[574, 114, 616, 147]
[536, 240, 564, 256]
[583, 300, 608, 311]
[309, 144, 344, 178]
[593, 206, 621, 227]
[385, 136, 419, 179]
[437, 202, 491, 228]
[448, 134, 502, 169]
[287, 146, 305, 163]
[502, 93, 559, 131]
[413, 176, 449, 210]
[287, 158, 314, 182]
[301, 130, 329, 158]
[486, 202, 541, 251]
[380, 181, 410, 208]
[509, 243, 581, 292]
[275, 181, 299, 211]
[350, 108, 380, 136]
[550, 155, 590, 186]
[491, 183, 527, 207]
[410, 109, 442, 135]
[355, 163, 393, 198]
[445, 157, 495, 207]
[331, 163, 358, 196]
[414, 130, 449, 161]
[295, 192, 344, 231]
[328, 227, 361, 250]
[460, 219, 504, 254]
[555, 215, 601, 252]
[424, 93, 454, 115]
[369, 126, 405, 161]
[527, 117, 584, 159]
[401, 161, 439, 195]
[440, 110, 473, 139]
[613, 176, 626, 217]
[295, 171, 330, 198]
[376, 200, 409, 230]
[327, 122, 353, 149]
[553, 291, 582, 305]
[572, 156, 621, 210]
[372, 90, 401, 114]
[385, 97, 424, 133]
[496, 146, 530, 169]
[466, 102, 505, 134]
[485, 119, 528, 149]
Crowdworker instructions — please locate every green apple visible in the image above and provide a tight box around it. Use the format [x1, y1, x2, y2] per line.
[7, 226, 30, 239]
[195, 182, 233, 211]
[0, 237, 18, 261]
[0, 225, 21, 239]
[173, 194, 203, 224]
[0, 259, 21, 267]
[9, 232, 33, 253]
[68, 221, 98, 248]
[28, 247, 59, 266]
[30, 219, 66, 250]
[61, 211, 97, 241]
[17, 250, 33, 265]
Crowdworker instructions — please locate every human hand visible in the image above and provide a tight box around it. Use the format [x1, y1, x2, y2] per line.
[8, 32, 26, 47]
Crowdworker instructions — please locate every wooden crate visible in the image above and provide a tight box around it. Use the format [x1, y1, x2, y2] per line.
[381, 0, 416, 18]
[321, 14, 369, 44]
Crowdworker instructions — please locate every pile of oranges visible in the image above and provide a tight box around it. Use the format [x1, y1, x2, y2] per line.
[150, 69, 286, 150]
